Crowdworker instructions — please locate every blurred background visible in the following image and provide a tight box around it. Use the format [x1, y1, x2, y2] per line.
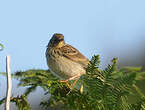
[0, 0, 145, 109]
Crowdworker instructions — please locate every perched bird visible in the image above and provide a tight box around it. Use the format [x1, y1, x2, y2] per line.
[46, 33, 89, 88]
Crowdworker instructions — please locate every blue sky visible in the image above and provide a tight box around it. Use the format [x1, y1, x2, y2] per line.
[1, 0, 145, 109]
[0, 0, 145, 73]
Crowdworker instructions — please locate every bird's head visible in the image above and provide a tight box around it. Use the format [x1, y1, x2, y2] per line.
[48, 33, 65, 48]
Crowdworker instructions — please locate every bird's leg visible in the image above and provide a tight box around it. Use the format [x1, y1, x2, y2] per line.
[59, 79, 71, 88]
[71, 79, 79, 88]
[69, 74, 80, 88]
[59, 74, 80, 89]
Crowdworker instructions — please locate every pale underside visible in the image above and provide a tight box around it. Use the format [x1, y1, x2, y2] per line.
[47, 55, 86, 79]
[46, 44, 89, 80]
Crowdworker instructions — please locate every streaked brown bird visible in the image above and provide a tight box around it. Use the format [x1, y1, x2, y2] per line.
[46, 33, 89, 88]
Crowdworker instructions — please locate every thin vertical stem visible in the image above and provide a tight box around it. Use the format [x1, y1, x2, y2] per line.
[5, 55, 12, 110]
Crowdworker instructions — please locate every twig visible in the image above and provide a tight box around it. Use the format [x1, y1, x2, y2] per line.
[5, 55, 12, 110]
[0, 43, 4, 51]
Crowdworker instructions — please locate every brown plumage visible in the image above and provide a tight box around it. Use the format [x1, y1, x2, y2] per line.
[46, 33, 89, 88]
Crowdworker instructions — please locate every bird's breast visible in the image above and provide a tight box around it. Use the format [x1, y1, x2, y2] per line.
[46, 50, 86, 79]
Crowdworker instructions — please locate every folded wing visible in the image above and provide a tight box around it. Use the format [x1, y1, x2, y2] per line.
[60, 44, 89, 68]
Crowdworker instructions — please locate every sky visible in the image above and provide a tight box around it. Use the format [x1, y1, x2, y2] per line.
[0, 0, 145, 72]
[0, 0, 145, 109]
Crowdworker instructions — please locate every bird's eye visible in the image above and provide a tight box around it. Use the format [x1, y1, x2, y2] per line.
[54, 39, 59, 43]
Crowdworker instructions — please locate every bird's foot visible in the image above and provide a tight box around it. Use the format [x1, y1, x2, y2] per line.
[59, 79, 69, 83]
[59, 80, 71, 89]
[59, 74, 81, 89]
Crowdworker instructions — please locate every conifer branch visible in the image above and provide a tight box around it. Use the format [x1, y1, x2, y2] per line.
[0, 55, 145, 110]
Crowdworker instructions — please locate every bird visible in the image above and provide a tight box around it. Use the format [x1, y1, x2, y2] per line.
[46, 33, 89, 88]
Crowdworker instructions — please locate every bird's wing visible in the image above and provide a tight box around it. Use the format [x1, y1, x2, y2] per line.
[60, 44, 89, 68]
